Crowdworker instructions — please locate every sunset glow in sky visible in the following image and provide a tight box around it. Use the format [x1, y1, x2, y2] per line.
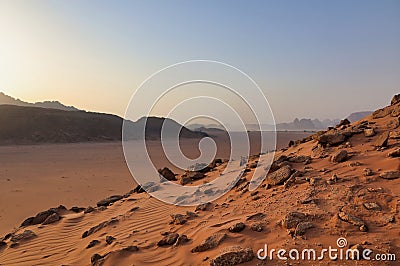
[0, 0, 399, 122]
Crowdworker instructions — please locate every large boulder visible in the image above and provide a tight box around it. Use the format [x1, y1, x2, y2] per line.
[21, 205, 66, 227]
[210, 246, 254, 266]
[317, 132, 346, 146]
[374, 132, 389, 147]
[331, 150, 348, 163]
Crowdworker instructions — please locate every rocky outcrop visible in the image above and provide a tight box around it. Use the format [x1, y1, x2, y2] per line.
[210, 246, 254, 266]
[191, 233, 227, 253]
[96, 195, 123, 207]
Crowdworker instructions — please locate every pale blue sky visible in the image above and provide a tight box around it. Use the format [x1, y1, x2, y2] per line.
[0, 0, 399, 122]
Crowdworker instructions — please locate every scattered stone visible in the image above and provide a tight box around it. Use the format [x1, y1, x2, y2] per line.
[175, 234, 190, 246]
[42, 213, 60, 225]
[10, 230, 37, 242]
[374, 132, 389, 147]
[157, 232, 179, 246]
[229, 222, 245, 233]
[250, 223, 263, 232]
[86, 240, 100, 249]
[388, 148, 400, 157]
[379, 171, 400, 180]
[282, 212, 308, 229]
[363, 168, 373, 176]
[265, 165, 292, 186]
[196, 202, 212, 212]
[105, 235, 115, 245]
[158, 167, 176, 181]
[363, 202, 381, 211]
[338, 212, 368, 232]
[191, 233, 227, 252]
[210, 246, 254, 266]
[295, 222, 314, 236]
[84, 206, 95, 214]
[331, 150, 348, 163]
[21, 205, 66, 227]
[170, 214, 187, 225]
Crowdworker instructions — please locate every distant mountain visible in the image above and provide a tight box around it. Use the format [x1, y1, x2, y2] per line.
[0, 92, 79, 111]
[346, 111, 372, 122]
[0, 105, 206, 145]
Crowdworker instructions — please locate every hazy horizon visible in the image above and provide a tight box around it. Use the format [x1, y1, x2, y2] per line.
[0, 1, 399, 123]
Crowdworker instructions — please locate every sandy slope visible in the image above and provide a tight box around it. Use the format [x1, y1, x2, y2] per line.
[0, 96, 399, 265]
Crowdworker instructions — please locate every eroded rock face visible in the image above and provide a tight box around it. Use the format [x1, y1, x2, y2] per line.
[391, 94, 400, 105]
[331, 150, 348, 163]
[210, 246, 254, 266]
[265, 165, 292, 186]
[191, 233, 227, 253]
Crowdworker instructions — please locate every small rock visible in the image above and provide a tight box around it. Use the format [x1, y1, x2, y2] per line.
[121, 245, 139, 252]
[195, 202, 212, 212]
[84, 206, 95, 214]
[157, 232, 179, 246]
[288, 155, 311, 163]
[186, 171, 205, 180]
[180, 175, 191, 185]
[86, 240, 100, 249]
[10, 230, 37, 242]
[175, 234, 190, 246]
[388, 148, 400, 157]
[331, 150, 348, 163]
[363, 202, 381, 211]
[229, 222, 245, 233]
[282, 212, 308, 229]
[170, 214, 187, 225]
[363, 168, 373, 176]
[379, 171, 400, 180]
[364, 128, 375, 137]
[70, 206, 85, 213]
[158, 167, 176, 181]
[246, 213, 266, 221]
[191, 233, 227, 252]
[105, 235, 115, 245]
[374, 132, 389, 147]
[265, 165, 292, 186]
[91, 254, 104, 266]
[210, 246, 254, 266]
[338, 212, 368, 232]
[250, 223, 263, 232]
[317, 132, 346, 146]
[96, 195, 123, 207]
[42, 213, 60, 225]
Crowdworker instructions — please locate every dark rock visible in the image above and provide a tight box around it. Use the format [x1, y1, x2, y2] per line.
[133, 184, 145, 193]
[391, 94, 400, 105]
[246, 213, 266, 221]
[210, 246, 254, 266]
[175, 234, 190, 246]
[186, 171, 205, 180]
[105, 235, 115, 245]
[42, 213, 60, 225]
[191, 233, 227, 252]
[121, 245, 139, 252]
[96, 195, 123, 207]
[21, 205, 66, 227]
[337, 119, 351, 127]
[170, 214, 187, 225]
[86, 240, 100, 249]
[157, 232, 179, 246]
[374, 132, 389, 147]
[338, 212, 368, 232]
[0, 241, 6, 249]
[295, 222, 313, 236]
[10, 230, 37, 242]
[70, 206, 85, 213]
[196, 202, 212, 212]
[331, 150, 348, 163]
[228, 222, 245, 233]
[158, 167, 176, 181]
[84, 206, 95, 214]
[363, 168, 373, 176]
[91, 254, 104, 266]
[288, 155, 311, 163]
[265, 165, 292, 186]
[379, 171, 400, 180]
[180, 175, 191, 185]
